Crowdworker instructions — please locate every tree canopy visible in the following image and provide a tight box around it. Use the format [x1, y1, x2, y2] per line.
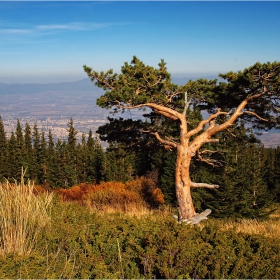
[84, 57, 280, 221]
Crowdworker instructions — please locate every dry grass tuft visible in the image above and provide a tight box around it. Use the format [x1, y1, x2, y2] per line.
[0, 173, 53, 256]
[221, 218, 280, 238]
[89, 203, 174, 221]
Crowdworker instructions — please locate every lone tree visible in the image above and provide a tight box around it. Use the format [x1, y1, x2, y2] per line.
[84, 56, 280, 220]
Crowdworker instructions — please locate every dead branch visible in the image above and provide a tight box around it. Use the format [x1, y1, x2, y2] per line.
[191, 182, 219, 189]
[182, 91, 190, 116]
[196, 151, 223, 167]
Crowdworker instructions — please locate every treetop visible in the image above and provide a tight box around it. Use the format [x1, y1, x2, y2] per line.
[84, 57, 280, 130]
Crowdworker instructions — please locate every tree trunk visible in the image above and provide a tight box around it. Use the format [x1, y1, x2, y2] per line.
[175, 145, 196, 220]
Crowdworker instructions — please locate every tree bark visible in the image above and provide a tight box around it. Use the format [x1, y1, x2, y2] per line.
[175, 145, 196, 220]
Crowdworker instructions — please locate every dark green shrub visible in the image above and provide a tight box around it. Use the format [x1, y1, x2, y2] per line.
[0, 199, 278, 279]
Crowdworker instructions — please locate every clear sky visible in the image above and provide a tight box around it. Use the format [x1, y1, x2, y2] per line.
[0, 1, 279, 84]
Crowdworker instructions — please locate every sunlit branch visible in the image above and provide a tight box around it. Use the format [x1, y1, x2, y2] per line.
[186, 109, 228, 139]
[242, 111, 269, 122]
[191, 182, 219, 189]
[196, 150, 223, 167]
[182, 91, 190, 116]
[150, 131, 177, 148]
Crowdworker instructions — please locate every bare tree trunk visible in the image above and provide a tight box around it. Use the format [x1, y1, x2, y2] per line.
[175, 145, 196, 220]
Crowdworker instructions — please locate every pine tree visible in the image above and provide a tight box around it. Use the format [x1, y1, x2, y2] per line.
[65, 118, 79, 186]
[15, 119, 24, 172]
[54, 139, 68, 188]
[0, 116, 7, 179]
[39, 130, 48, 185]
[46, 129, 56, 187]
[67, 118, 78, 155]
[76, 133, 88, 183]
[103, 143, 135, 182]
[7, 131, 21, 180]
[85, 130, 106, 183]
[273, 146, 280, 202]
[159, 149, 177, 204]
[23, 122, 33, 180]
[32, 123, 41, 184]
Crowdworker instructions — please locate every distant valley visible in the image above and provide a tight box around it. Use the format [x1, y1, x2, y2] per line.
[0, 78, 279, 148]
[0, 78, 147, 141]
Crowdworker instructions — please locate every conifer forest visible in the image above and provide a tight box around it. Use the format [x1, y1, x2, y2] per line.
[0, 114, 279, 219]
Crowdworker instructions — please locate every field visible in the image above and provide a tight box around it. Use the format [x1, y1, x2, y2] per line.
[0, 179, 279, 279]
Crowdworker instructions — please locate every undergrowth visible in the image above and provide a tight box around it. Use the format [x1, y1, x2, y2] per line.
[0, 197, 279, 279]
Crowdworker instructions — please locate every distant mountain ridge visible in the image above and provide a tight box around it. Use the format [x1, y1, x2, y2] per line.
[0, 76, 222, 94]
[0, 78, 100, 94]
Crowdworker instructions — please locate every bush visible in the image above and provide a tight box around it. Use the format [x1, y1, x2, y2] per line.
[58, 176, 165, 211]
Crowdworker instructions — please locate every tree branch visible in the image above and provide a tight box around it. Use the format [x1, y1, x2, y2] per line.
[150, 131, 177, 149]
[196, 149, 223, 167]
[182, 91, 190, 116]
[242, 110, 269, 122]
[115, 102, 184, 121]
[191, 182, 219, 189]
[246, 86, 267, 101]
[166, 90, 181, 103]
[186, 109, 228, 139]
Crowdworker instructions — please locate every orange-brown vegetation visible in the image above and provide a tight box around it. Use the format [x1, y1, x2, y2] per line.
[57, 176, 164, 212]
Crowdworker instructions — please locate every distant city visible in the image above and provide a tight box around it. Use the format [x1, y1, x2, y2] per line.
[0, 78, 279, 147]
[2, 115, 108, 141]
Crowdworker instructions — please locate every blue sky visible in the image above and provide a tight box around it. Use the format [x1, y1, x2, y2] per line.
[0, 1, 279, 84]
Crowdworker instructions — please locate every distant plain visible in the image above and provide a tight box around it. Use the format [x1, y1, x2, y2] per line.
[0, 78, 279, 147]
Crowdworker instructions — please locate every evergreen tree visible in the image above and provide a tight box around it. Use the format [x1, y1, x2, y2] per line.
[187, 121, 275, 218]
[54, 139, 68, 188]
[32, 123, 41, 183]
[0, 116, 7, 179]
[39, 130, 48, 185]
[86, 130, 106, 183]
[7, 132, 21, 180]
[67, 118, 78, 155]
[66, 118, 79, 186]
[84, 57, 280, 220]
[272, 147, 280, 202]
[46, 129, 56, 187]
[103, 143, 135, 182]
[76, 133, 88, 183]
[15, 119, 24, 172]
[23, 122, 33, 180]
[159, 149, 177, 204]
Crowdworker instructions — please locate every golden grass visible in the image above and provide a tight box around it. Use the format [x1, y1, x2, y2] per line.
[0, 173, 53, 256]
[88, 202, 174, 220]
[88, 201, 280, 238]
[219, 218, 280, 238]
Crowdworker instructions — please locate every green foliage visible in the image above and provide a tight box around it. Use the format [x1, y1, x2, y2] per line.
[0, 199, 279, 279]
[0, 116, 7, 179]
[0, 119, 106, 189]
[84, 56, 173, 110]
[192, 124, 275, 218]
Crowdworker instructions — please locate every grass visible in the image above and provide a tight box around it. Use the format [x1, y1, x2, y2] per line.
[211, 218, 280, 238]
[0, 173, 53, 256]
[87, 202, 174, 220]
[88, 202, 280, 238]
